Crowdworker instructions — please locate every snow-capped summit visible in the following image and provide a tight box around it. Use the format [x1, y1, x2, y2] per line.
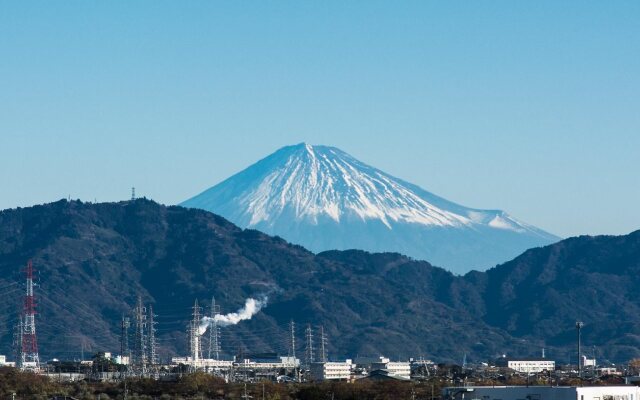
[182, 143, 559, 273]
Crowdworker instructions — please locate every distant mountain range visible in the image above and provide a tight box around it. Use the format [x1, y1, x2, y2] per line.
[182, 143, 559, 273]
[0, 200, 638, 363]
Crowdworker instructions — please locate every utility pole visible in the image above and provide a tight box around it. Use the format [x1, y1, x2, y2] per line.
[576, 321, 584, 379]
[241, 383, 253, 399]
[208, 296, 221, 360]
[319, 325, 328, 362]
[305, 324, 314, 367]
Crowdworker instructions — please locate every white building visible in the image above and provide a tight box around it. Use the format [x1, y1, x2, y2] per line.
[114, 355, 130, 365]
[370, 357, 411, 380]
[171, 356, 234, 371]
[443, 386, 640, 400]
[599, 367, 621, 376]
[235, 356, 300, 371]
[310, 360, 353, 381]
[171, 355, 298, 372]
[0, 355, 14, 367]
[497, 358, 555, 373]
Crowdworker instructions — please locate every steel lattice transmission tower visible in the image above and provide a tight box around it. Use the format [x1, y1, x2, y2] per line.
[133, 296, 148, 375]
[289, 320, 296, 359]
[120, 314, 130, 359]
[319, 325, 328, 362]
[19, 260, 40, 370]
[13, 316, 23, 367]
[305, 324, 314, 366]
[148, 305, 158, 367]
[208, 297, 221, 360]
[190, 300, 202, 362]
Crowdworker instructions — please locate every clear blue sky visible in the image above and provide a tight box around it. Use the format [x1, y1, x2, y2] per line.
[1, 1, 638, 238]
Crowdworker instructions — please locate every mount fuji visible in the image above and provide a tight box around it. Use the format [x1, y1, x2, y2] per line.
[181, 143, 559, 273]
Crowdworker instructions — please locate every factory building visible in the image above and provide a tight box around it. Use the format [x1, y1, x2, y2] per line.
[171, 356, 233, 371]
[496, 358, 556, 373]
[310, 360, 353, 381]
[235, 356, 299, 371]
[443, 386, 640, 400]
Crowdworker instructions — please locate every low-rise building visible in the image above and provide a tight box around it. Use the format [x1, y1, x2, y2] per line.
[443, 386, 640, 400]
[235, 356, 299, 371]
[370, 357, 411, 380]
[171, 357, 233, 371]
[496, 358, 555, 373]
[171, 355, 298, 373]
[364, 369, 410, 381]
[0, 355, 14, 367]
[310, 360, 353, 381]
[598, 367, 621, 376]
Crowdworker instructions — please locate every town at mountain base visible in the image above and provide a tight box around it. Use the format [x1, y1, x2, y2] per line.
[0, 199, 638, 363]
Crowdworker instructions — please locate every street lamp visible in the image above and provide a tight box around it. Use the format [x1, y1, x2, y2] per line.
[576, 321, 584, 379]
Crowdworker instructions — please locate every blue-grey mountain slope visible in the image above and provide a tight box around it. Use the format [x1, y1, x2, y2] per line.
[182, 143, 559, 273]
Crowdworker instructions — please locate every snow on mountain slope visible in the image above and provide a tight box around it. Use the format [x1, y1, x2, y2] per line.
[181, 143, 559, 273]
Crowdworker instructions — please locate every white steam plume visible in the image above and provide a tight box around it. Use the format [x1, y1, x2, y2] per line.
[198, 296, 268, 335]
